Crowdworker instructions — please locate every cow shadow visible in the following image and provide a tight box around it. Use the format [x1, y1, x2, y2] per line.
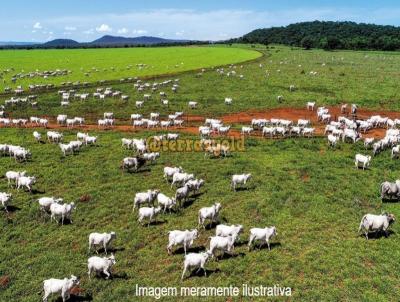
[173, 245, 206, 255]
[2, 205, 21, 213]
[111, 272, 129, 280]
[31, 188, 45, 194]
[215, 252, 246, 261]
[64, 294, 93, 302]
[203, 221, 219, 230]
[127, 168, 151, 174]
[234, 239, 249, 247]
[143, 220, 167, 227]
[249, 242, 281, 251]
[187, 268, 221, 279]
[232, 186, 253, 192]
[360, 230, 395, 240]
[96, 247, 125, 254]
[381, 197, 400, 203]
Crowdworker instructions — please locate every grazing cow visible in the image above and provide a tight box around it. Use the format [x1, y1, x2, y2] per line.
[306, 102, 315, 111]
[248, 226, 277, 251]
[355, 154, 371, 170]
[16, 176, 36, 192]
[163, 166, 183, 181]
[198, 203, 222, 228]
[167, 229, 198, 255]
[133, 190, 160, 212]
[34, 197, 63, 214]
[358, 213, 395, 239]
[327, 134, 339, 147]
[171, 173, 194, 188]
[241, 127, 253, 136]
[157, 193, 177, 212]
[231, 173, 252, 191]
[175, 185, 191, 208]
[59, 143, 73, 156]
[224, 97, 232, 105]
[0, 192, 12, 213]
[88, 254, 116, 279]
[342, 129, 361, 143]
[33, 131, 42, 142]
[380, 180, 400, 200]
[216, 224, 243, 242]
[185, 179, 205, 194]
[50, 202, 76, 225]
[208, 235, 235, 259]
[88, 232, 117, 255]
[392, 145, 400, 159]
[42, 275, 79, 302]
[6, 170, 26, 187]
[121, 156, 147, 172]
[181, 252, 211, 280]
[138, 206, 162, 226]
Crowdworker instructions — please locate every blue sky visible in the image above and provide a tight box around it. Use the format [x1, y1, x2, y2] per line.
[2, 1, 400, 42]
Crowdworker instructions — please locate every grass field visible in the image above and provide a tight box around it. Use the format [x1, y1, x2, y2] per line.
[5, 45, 400, 122]
[0, 46, 261, 91]
[2, 44, 400, 301]
[0, 128, 399, 301]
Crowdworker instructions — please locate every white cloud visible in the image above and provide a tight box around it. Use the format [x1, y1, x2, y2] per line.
[132, 29, 147, 35]
[17, 7, 400, 42]
[96, 24, 112, 33]
[83, 29, 94, 35]
[33, 22, 42, 29]
[117, 27, 129, 34]
[65, 26, 77, 31]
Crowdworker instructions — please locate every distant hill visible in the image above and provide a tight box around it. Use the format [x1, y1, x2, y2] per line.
[0, 35, 194, 49]
[233, 21, 400, 51]
[90, 35, 189, 46]
[43, 39, 80, 47]
[0, 41, 36, 46]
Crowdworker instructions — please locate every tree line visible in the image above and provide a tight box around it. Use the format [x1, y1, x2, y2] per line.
[230, 21, 400, 51]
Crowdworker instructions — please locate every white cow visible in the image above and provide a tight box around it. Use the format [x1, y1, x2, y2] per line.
[6, 170, 26, 187]
[198, 203, 222, 228]
[181, 252, 211, 280]
[0, 192, 12, 213]
[163, 166, 183, 181]
[33, 131, 42, 142]
[248, 226, 277, 250]
[16, 176, 36, 192]
[171, 173, 194, 188]
[216, 224, 244, 242]
[88, 232, 117, 255]
[157, 193, 177, 212]
[138, 206, 162, 226]
[35, 197, 63, 214]
[87, 254, 116, 279]
[50, 202, 76, 225]
[231, 173, 252, 191]
[133, 190, 160, 212]
[42, 275, 79, 302]
[167, 229, 198, 255]
[327, 134, 339, 147]
[208, 235, 235, 258]
[355, 154, 371, 170]
[358, 213, 395, 239]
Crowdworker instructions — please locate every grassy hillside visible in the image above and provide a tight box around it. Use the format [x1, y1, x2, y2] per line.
[0, 46, 261, 91]
[0, 128, 399, 301]
[5, 45, 400, 121]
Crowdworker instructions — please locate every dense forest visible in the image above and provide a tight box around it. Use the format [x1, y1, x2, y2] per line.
[232, 21, 400, 51]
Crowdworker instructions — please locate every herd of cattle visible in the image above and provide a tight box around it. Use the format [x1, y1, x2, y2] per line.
[1, 62, 400, 301]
